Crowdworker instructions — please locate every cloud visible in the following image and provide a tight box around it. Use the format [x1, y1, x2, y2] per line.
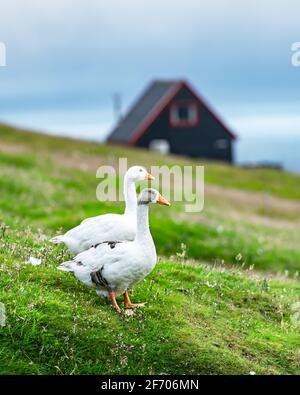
[1, 1, 298, 56]
[0, 0, 299, 119]
[230, 114, 300, 138]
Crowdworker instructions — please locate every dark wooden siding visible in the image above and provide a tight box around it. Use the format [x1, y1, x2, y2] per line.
[136, 86, 233, 162]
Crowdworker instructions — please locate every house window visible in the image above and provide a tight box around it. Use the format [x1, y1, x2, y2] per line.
[170, 101, 198, 127]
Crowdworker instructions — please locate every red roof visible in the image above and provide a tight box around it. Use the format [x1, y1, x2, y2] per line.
[107, 80, 237, 144]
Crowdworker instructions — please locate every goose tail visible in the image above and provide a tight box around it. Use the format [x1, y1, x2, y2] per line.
[50, 235, 65, 245]
[57, 260, 76, 272]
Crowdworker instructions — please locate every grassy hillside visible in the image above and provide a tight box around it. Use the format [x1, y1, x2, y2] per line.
[0, 123, 300, 374]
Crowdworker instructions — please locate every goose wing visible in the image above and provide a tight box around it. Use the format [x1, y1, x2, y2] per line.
[58, 240, 131, 287]
[59, 240, 129, 272]
[54, 213, 135, 254]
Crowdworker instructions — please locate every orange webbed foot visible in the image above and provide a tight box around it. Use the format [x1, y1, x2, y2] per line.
[123, 290, 146, 309]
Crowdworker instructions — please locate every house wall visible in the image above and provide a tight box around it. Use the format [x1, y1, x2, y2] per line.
[136, 87, 233, 162]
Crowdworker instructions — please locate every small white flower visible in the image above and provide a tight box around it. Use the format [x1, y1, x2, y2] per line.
[249, 371, 256, 375]
[0, 303, 7, 327]
[25, 256, 42, 266]
[206, 281, 217, 288]
[216, 225, 224, 234]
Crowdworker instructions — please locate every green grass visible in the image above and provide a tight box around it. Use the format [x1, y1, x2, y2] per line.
[0, 123, 300, 375]
[1, 226, 300, 375]
[1, 122, 300, 200]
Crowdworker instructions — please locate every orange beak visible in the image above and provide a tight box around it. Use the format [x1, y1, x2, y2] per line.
[157, 194, 171, 206]
[146, 172, 155, 181]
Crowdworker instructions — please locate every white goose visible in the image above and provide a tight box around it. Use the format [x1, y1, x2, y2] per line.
[50, 166, 154, 255]
[58, 188, 170, 312]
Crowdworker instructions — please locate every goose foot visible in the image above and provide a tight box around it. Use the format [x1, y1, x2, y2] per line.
[108, 291, 122, 313]
[123, 290, 145, 309]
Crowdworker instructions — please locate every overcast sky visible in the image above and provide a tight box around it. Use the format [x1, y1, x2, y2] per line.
[0, 0, 299, 143]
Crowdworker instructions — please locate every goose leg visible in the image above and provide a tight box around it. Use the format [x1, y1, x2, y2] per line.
[123, 290, 145, 308]
[108, 291, 122, 313]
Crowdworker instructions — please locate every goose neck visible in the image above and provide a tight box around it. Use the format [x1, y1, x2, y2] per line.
[136, 203, 151, 242]
[123, 175, 137, 216]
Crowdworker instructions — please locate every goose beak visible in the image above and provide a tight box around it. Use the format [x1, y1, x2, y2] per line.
[146, 173, 155, 181]
[157, 194, 170, 206]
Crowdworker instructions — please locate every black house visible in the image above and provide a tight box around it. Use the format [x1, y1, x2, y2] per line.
[107, 80, 236, 162]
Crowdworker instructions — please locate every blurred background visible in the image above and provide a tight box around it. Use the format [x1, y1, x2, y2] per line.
[0, 0, 299, 171]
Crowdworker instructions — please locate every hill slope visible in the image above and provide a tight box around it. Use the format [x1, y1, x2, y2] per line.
[0, 123, 300, 375]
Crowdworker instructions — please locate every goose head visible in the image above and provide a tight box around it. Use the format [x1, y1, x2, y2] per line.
[126, 166, 154, 182]
[138, 188, 170, 206]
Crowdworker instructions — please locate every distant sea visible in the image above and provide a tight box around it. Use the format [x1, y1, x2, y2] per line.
[1, 108, 300, 174]
[235, 134, 300, 174]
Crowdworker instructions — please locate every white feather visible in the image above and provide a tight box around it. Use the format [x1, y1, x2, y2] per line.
[50, 166, 149, 254]
[58, 189, 162, 300]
